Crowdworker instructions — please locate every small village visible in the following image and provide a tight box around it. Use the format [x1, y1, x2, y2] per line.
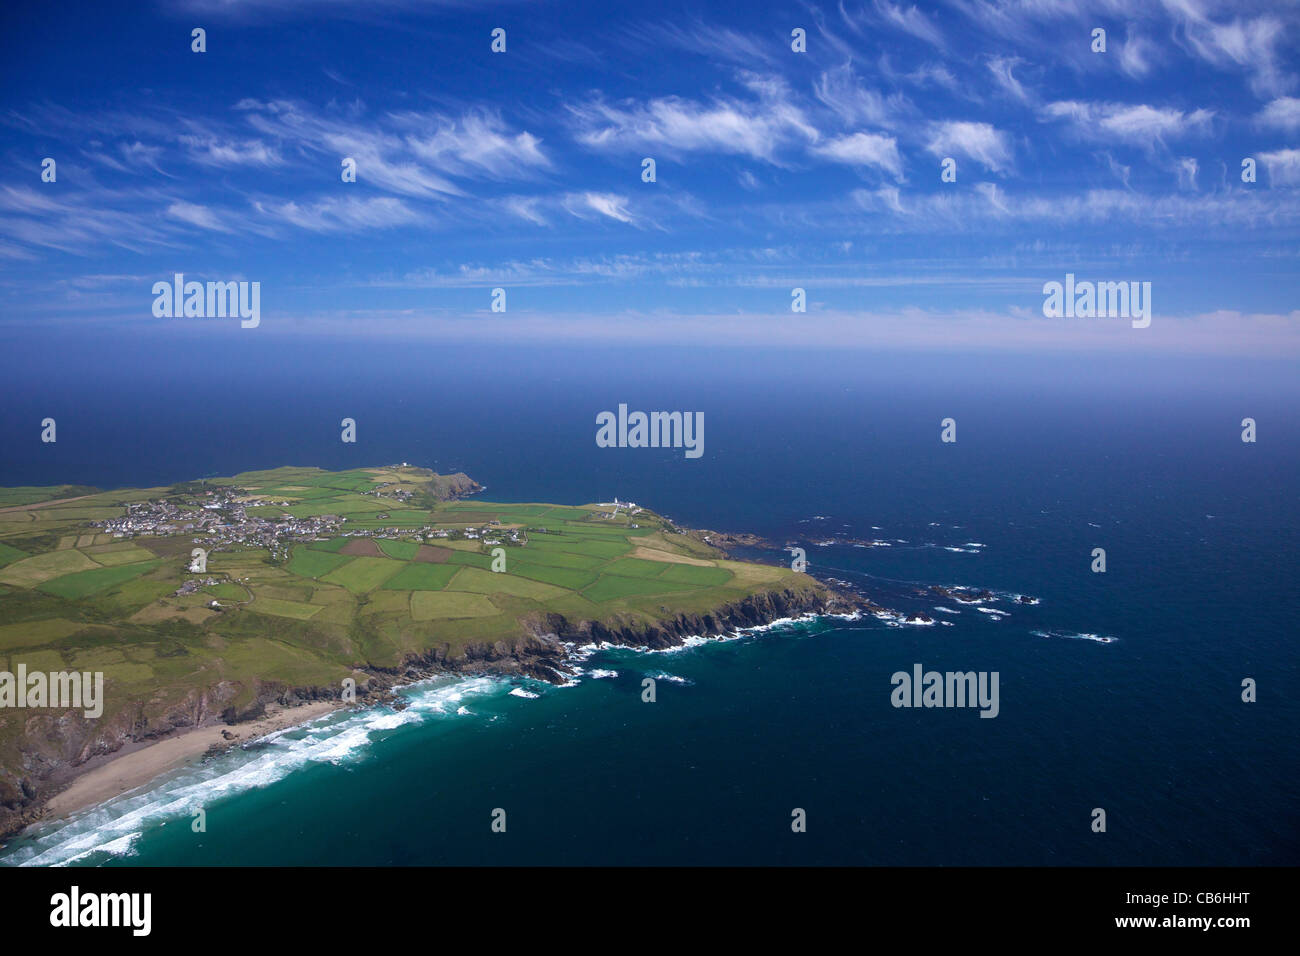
[91, 487, 526, 563]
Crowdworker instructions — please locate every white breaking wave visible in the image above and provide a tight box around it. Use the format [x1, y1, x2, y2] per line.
[5, 611, 836, 867]
[2, 675, 509, 868]
[1033, 630, 1117, 644]
[648, 672, 692, 685]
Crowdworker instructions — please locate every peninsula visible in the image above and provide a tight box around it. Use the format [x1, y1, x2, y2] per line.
[0, 465, 857, 837]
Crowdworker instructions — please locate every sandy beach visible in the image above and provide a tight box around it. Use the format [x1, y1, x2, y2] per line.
[45, 700, 343, 819]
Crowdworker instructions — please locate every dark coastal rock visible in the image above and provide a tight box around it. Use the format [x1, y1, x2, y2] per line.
[929, 585, 995, 603]
[687, 529, 774, 556]
[0, 583, 864, 842]
[523, 586, 859, 654]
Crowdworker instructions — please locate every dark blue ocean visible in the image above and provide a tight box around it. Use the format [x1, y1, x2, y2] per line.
[1, 331, 1296, 865]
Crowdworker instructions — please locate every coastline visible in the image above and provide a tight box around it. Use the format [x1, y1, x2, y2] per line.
[5, 579, 862, 844]
[41, 699, 343, 822]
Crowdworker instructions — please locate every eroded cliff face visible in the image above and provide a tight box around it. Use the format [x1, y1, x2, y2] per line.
[433, 473, 483, 499]
[528, 585, 852, 651]
[0, 682, 239, 839]
[0, 585, 861, 841]
[0, 679, 359, 840]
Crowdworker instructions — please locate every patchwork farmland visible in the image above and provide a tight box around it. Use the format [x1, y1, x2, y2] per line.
[0, 466, 823, 753]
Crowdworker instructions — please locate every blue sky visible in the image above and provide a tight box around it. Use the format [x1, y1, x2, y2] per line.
[1, 0, 1298, 354]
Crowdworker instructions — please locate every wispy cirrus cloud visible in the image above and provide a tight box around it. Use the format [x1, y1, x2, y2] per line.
[812, 133, 904, 180]
[872, 0, 946, 49]
[1160, 0, 1295, 96]
[235, 99, 552, 197]
[849, 182, 1300, 232]
[813, 63, 912, 128]
[619, 19, 781, 67]
[1258, 149, 1300, 187]
[1258, 96, 1300, 131]
[398, 111, 552, 179]
[987, 56, 1032, 104]
[178, 135, 282, 167]
[166, 200, 234, 232]
[1040, 101, 1214, 154]
[252, 195, 423, 232]
[1118, 32, 1159, 79]
[925, 121, 1014, 173]
[563, 191, 636, 224]
[569, 74, 818, 163]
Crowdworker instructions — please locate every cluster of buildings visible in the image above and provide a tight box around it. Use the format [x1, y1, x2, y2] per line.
[94, 490, 341, 560]
[596, 497, 642, 525]
[93, 489, 526, 562]
[366, 483, 414, 503]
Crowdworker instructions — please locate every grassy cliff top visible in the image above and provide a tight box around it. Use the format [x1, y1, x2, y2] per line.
[0, 464, 821, 737]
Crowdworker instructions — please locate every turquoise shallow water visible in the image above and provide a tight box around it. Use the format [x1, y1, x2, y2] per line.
[4, 498, 1295, 866]
[1, 350, 1296, 865]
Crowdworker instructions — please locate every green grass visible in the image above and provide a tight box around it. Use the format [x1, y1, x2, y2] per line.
[85, 545, 157, 567]
[0, 549, 102, 587]
[523, 534, 632, 559]
[581, 573, 701, 603]
[0, 486, 84, 507]
[0, 464, 829, 806]
[446, 566, 571, 601]
[444, 549, 493, 569]
[320, 556, 405, 594]
[343, 513, 430, 528]
[376, 539, 420, 560]
[249, 596, 323, 620]
[381, 563, 461, 591]
[204, 582, 249, 601]
[286, 547, 353, 580]
[508, 563, 600, 590]
[603, 557, 670, 578]
[305, 537, 352, 553]
[500, 546, 603, 570]
[0, 618, 87, 651]
[0, 542, 27, 568]
[410, 591, 498, 620]
[658, 564, 735, 587]
[37, 560, 163, 599]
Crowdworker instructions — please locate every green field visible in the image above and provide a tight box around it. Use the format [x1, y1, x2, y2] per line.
[508, 563, 600, 591]
[410, 591, 498, 620]
[287, 547, 353, 579]
[376, 539, 420, 560]
[381, 563, 460, 591]
[320, 556, 405, 594]
[0, 464, 826, 829]
[37, 560, 163, 599]
[249, 596, 323, 620]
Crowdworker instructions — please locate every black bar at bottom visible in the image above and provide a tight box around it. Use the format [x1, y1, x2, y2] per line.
[0, 866, 1282, 941]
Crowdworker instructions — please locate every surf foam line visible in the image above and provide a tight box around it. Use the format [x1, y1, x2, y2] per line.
[560, 610, 840, 662]
[0, 674, 510, 868]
